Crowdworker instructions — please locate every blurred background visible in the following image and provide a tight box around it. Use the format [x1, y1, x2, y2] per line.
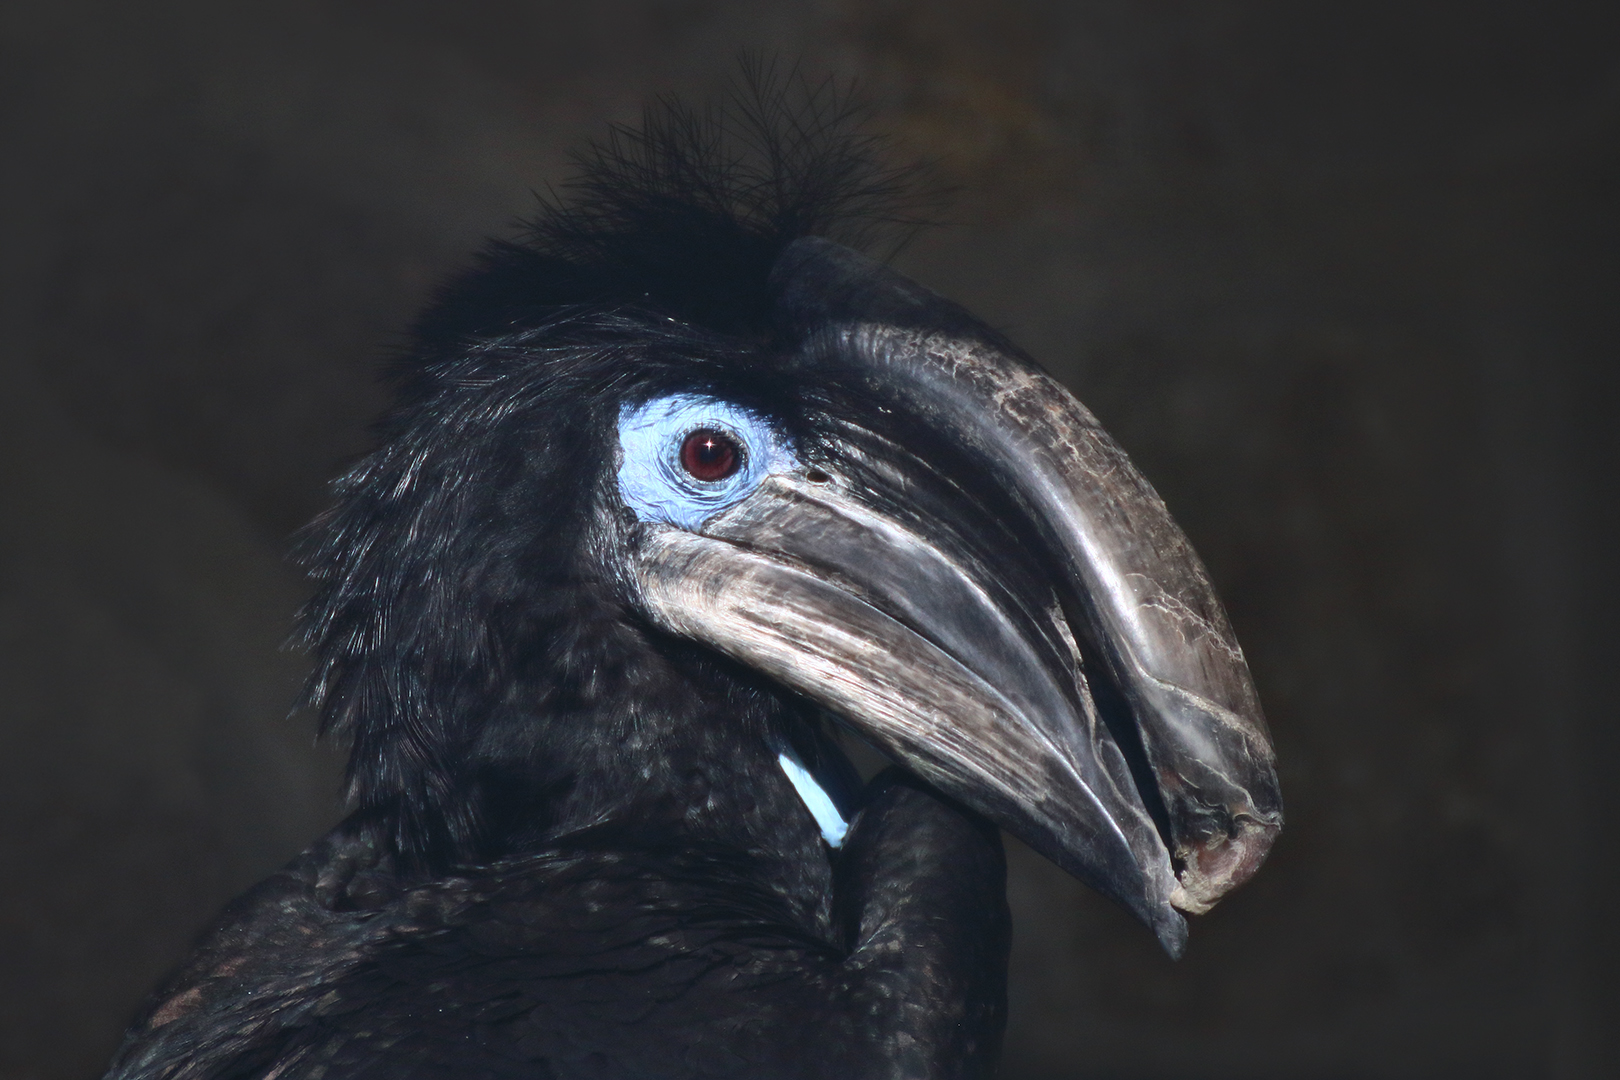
[1, 2, 1615, 1077]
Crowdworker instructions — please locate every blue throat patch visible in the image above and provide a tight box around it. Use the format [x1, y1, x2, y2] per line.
[776, 751, 849, 848]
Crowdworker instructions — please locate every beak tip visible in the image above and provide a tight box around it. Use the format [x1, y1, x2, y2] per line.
[1169, 815, 1283, 916]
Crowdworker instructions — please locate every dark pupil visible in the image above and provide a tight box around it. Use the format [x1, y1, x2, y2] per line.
[680, 429, 740, 482]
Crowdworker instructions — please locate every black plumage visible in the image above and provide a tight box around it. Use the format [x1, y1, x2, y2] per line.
[104, 71, 1280, 1080]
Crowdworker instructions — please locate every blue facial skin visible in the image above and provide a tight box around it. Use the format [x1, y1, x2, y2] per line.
[618, 394, 852, 845]
[616, 394, 799, 531]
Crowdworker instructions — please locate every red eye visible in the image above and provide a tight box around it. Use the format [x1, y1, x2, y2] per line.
[679, 428, 742, 482]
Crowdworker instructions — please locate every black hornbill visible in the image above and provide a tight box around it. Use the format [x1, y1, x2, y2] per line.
[104, 91, 1281, 1080]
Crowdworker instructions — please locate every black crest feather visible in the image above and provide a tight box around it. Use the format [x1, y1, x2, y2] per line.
[413, 61, 933, 351]
[295, 64, 926, 871]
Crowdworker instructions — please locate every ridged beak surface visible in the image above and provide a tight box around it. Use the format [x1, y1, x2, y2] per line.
[629, 238, 1281, 955]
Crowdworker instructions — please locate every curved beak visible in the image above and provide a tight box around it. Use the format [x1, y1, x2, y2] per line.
[627, 238, 1281, 956]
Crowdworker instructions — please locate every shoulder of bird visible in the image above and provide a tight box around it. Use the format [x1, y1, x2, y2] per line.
[108, 774, 1008, 1080]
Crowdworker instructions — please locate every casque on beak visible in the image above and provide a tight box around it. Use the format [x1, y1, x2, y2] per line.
[629, 238, 1281, 957]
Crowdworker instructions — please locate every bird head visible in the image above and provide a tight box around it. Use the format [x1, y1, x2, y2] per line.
[297, 82, 1280, 957]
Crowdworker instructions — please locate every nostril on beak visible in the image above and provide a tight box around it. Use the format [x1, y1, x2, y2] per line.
[804, 469, 830, 484]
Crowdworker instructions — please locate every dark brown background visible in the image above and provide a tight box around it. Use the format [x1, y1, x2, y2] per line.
[2, 2, 1615, 1077]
